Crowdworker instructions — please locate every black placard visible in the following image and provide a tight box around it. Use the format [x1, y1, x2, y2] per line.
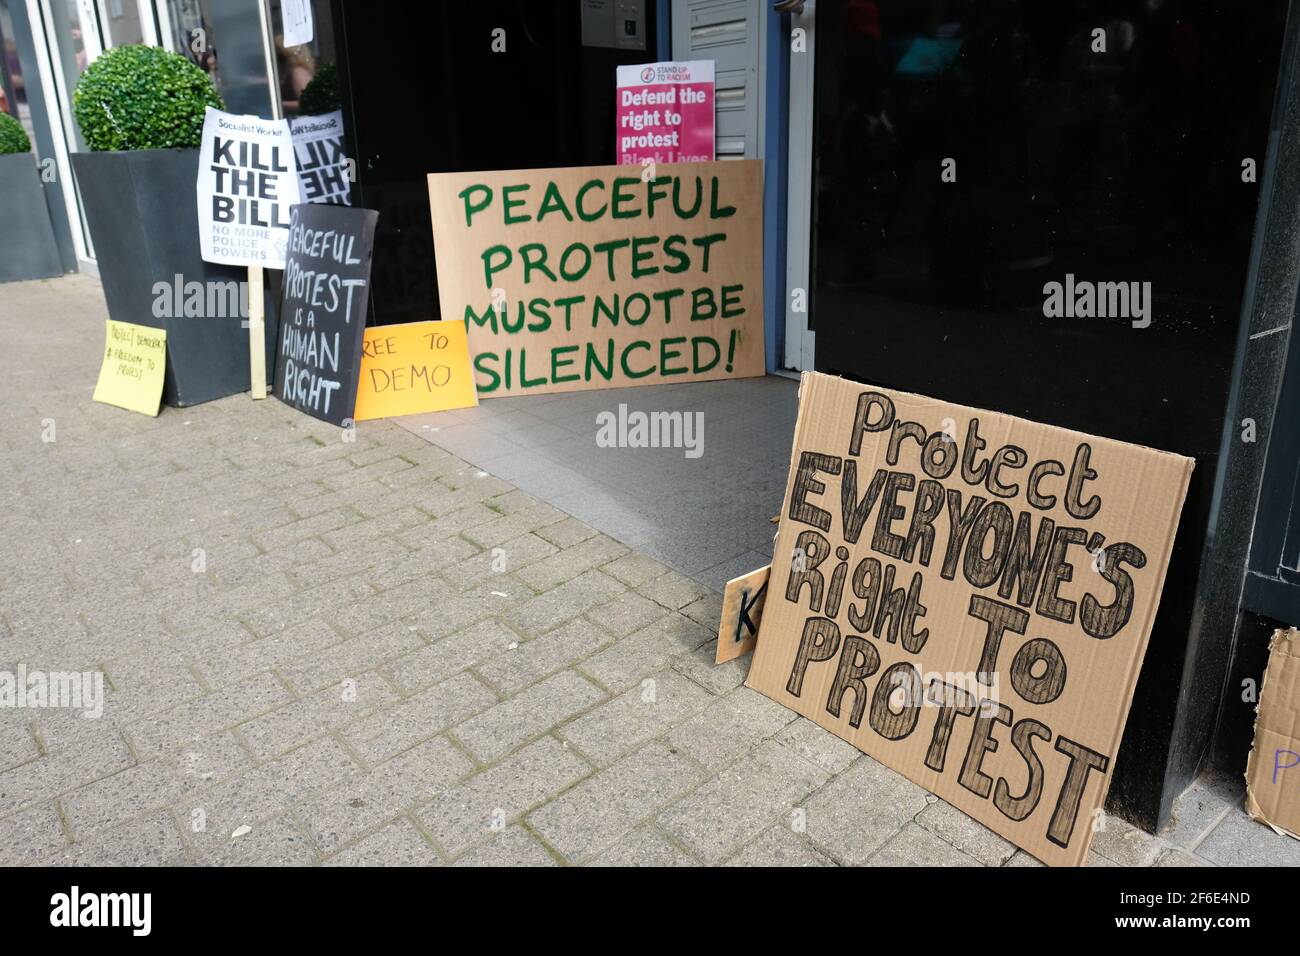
[273, 203, 379, 425]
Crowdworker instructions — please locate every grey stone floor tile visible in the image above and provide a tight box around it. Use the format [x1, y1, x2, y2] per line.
[298, 736, 474, 854]
[915, 799, 1016, 866]
[528, 742, 703, 862]
[195, 813, 317, 866]
[869, 823, 983, 867]
[801, 757, 929, 866]
[588, 826, 700, 867]
[46, 810, 188, 867]
[323, 817, 442, 867]
[417, 735, 591, 855]
[1196, 811, 1300, 866]
[0, 275, 1288, 871]
[725, 825, 835, 867]
[561, 669, 714, 766]
[657, 739, 829, 864]
[0, 802, 68, 865]
[452, 669, 606, 763]
[452, 825, 557, 866]
[772, 718, 863, 775]
[1090, 813, 1167, 867]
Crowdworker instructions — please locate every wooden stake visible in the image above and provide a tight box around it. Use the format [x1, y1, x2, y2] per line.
[248, 264, 267, 399]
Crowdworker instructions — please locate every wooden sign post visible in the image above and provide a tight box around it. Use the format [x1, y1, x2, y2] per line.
[248, 264, 266, 399]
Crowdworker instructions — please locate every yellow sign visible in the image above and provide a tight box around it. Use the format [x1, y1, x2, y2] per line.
[92, 320, 166, 416]
[352, 320, 478, 421]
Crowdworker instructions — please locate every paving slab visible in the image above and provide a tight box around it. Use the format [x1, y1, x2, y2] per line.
[0, 275, 1289, 869]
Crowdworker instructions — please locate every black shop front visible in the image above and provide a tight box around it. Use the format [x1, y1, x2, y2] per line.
[319, 0, 1300, 834]
[798, 0, 1300, 831]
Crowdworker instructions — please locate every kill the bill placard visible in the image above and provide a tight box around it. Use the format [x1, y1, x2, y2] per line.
[746, 372, 1194, 867]
[196, 107, 303, 269]
[427, 161, 765, 398]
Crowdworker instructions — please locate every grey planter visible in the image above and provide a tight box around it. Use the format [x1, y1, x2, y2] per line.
[70, 148, 278, 407]
[0, 152, 63, 283]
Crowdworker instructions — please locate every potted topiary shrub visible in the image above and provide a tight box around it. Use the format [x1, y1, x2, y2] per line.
[70, 45, 278, 406]
[0, 111, 63, 283]
[298, 63, 342, 117]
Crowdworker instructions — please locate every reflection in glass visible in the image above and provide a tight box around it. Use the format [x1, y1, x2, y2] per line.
[103, 0, 145, 47]
[270, 0, 337, 118]
[0, 0, 33, 135]
[166, 0, 221, 91]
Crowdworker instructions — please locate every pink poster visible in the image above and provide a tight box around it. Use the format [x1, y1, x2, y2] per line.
[615, 60, 715, 166]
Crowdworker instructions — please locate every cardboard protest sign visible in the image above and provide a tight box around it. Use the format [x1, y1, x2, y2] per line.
[197, 108, 303, 269]
[427, 161, 764, 398]
[615, 61, 715, 166]
[717, 565, 769, 664]
[272, 203, 379, 425]
[1245, 628, 1300, 840]
[92, 320, 166, 416]
[282, 0, 314, 47]
[353, 320, 478, 421]
[291, 111, 351, 206]
[745, 372, 1194, 866]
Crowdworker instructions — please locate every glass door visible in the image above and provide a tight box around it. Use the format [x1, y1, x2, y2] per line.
[99, 0, 152, 47]
[784, 0, 816, 371]
[28, 0, 107, 265]
[0, 1, 30, 133]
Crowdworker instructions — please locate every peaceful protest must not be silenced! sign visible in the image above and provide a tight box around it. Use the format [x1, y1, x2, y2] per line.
[197, 107, 303, 269]
[745, 373, 1194, 867]
[273, 203, 379, 426]
[427, 161, 764, 398]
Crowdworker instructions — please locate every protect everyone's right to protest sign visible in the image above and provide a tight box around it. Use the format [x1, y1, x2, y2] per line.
[746, 373, 1194, 866]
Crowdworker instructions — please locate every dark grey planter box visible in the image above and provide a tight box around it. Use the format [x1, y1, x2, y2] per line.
[71, 148, 278, 407]
[0, 152, 63, 283]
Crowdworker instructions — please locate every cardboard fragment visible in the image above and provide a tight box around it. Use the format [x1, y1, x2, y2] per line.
[1245, 627, 1300, 840]
[716, 565, 770, 664]
[745, 372, 1194, 866]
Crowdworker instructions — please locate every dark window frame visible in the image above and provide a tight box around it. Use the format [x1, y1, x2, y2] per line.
[1245, 292, 1300, 623]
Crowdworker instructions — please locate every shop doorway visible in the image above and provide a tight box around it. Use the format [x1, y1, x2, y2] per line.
[20, 0, 112, 269]
[780, 0, 1292, 828]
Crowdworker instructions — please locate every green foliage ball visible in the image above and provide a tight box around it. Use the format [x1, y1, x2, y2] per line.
[73, 45, 224, 152]
[298, 63, 341, 117]
[0, 112, 31, 154]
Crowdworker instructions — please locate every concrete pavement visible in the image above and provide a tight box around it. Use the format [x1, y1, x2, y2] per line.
[0, 274, 1293, 867]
